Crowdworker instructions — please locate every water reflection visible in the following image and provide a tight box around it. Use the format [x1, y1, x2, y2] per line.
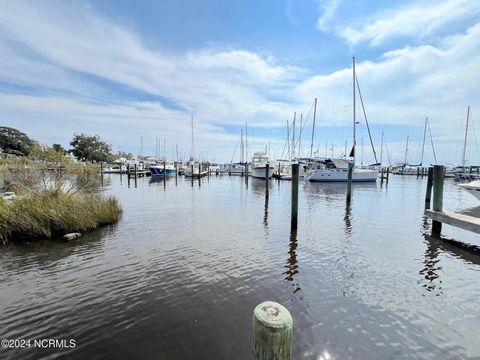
[344, 201, 352, 236]
[420, 231, 480, 295]
[263, 191, 269, 230]
[284, 228, 301, 293]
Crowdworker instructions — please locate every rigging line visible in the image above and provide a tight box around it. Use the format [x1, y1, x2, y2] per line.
[470, 111, 480, 163]
[384, 136, 392, 166]
[421, 117, 427, 166]
[297, 100, 315, 140]
[427, 118, 437, 164]
[326, 70, 349, 126]
[280, 121, 290, 160]
[230, 141, 239, 164]
[355, 74, 378, 164]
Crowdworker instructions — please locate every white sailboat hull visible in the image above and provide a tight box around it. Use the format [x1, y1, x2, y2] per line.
[458, 180, 480, 200]
[306, 168, 378, 182]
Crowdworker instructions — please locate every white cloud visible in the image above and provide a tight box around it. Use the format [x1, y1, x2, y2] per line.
[316, 0, 341, 31]
[338, 0, 480, 46]
[0, 1, 478, 164]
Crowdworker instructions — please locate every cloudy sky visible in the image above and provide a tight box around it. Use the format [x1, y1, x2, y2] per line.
[1, 0, 479, 164]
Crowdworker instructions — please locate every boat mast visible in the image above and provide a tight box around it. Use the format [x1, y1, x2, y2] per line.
[292, 112, 296, 160]
[310, 98, 317, 158]
[462, 106, 471, 171]
[404, 136, 409, 165]
[287, 120, 290, 162]
[299, 113, 303, 158]
[380, 131, 384, 166]
[352, 56, 356, 167]
[421, 117, 427, 166]
[191, 114, 194, 161]
[240, 129, 244, 163]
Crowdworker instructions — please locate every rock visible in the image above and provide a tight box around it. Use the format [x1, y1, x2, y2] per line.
[63, 232, 81, 241]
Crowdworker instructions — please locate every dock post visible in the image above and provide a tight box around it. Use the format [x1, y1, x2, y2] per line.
[245, 163, 249, 187]
[386, 167, 389, 184]
[265, 163, 270, 196]
[417, 167, 420, 178]
[199, 163, 202, 186]
[207, 163, 210, 179]
[127, 165, 131, 187]
[380, 168, 384, 185]
[100, 162, 104, 186]
[175, 162, 178, 185]
[346, 162, 353, 202]
[425, 167, 433, 209]
[432, 165, 445, 237]
[291, 164, 299, 230]
[253, 301, 293, 360]
[163, 161, 166, 185]
[191, 164, 194, 186]
[134, 163, 138, 188]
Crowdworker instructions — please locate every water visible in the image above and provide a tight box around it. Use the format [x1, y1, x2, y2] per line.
[1, 174, 480, 359]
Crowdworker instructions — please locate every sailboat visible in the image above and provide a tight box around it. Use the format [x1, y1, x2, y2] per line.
[184, 114, 206, 177]
[454, 106, 480, 182]
[306, 57, 378, 182]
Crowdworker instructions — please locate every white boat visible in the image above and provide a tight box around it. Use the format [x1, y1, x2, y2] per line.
[184, 161, 208, 177]
[251, 152, 274, 179]
[306, 57, 378, 183]
[458, 180, 480, 200]
[305, 158, 378, 182]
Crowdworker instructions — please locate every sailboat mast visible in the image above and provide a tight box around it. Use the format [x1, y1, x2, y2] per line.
[421, 117, 427, 166]
[191, 114, 194, 160]
[287, 120, 291, 162]
[380, 131, 384, 166]
[310, 98, 317, 158]
[240, 129, 244, 163]
[292, 112, 296, 160]
[352, 56, 356, 167]
[462, 106, 471, 171]
[404, 136, 409, 165]
[299, 114, 303, 158]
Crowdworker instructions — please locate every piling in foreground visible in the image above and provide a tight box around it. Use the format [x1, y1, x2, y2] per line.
[253, 301, 293, 360]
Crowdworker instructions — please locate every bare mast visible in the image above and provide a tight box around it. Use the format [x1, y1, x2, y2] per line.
[462, 106, 471, 171]
[352, 56, 356, 167]
[309, 98, 317, 158]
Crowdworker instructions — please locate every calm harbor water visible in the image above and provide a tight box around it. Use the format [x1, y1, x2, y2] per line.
[1, 174, 480, 359]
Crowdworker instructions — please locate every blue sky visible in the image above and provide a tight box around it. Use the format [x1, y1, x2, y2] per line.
[0, 0, 479, 164]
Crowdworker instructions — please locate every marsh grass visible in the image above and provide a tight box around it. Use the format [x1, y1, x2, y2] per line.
[0, 147, 121, 244]
[0, 191, 121, 243]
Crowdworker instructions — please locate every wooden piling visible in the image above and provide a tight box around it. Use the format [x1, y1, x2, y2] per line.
[100, 163, 104, 186]
[425, 167, 433, 209]
[432, 165, 445, 236]
[253, 301, 293, 360]
[265, 163, 270, 196]
[198, 163, 202, 186]
[346, 162, 353, 202]
[191, 164, 194, 186]
[163, 161, 166, 185]
[416, 167, 420, 178]
[386, 167, 389, 184]
[380, 168, 384, 185]
[291, 164, 299, 230]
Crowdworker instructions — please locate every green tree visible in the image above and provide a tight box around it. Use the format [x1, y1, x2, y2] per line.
[52, 143, 66, 154]
[69, 134, 112, 163]
[0, 126, 33, 156]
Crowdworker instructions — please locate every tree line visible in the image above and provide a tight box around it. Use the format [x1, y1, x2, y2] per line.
[0, 126, 132, 162]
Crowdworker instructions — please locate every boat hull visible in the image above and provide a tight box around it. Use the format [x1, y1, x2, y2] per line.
[458, 181, 480, 200]
[306, 168, 378, 182]
[251, 166, 274, 179]
[149, 166, 176, 177]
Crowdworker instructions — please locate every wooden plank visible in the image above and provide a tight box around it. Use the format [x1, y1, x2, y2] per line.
[425, 210, 480, 234]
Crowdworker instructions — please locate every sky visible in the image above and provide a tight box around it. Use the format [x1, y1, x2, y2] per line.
[0, 0, 479, 165]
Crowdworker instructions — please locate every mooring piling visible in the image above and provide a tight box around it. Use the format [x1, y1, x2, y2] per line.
[191, 164, 194, 186]
[425, 167, 433, 209]
[346, 162, 353, 202]
[291, 163, 299, 230]
[265, 163, 270, 197]
[431, 165, 445, 236]
[253, 301, 293, 360]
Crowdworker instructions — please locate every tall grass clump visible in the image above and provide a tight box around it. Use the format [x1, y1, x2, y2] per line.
[0, 146, 121, 244]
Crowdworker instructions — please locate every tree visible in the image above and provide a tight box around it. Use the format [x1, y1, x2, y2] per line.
[0, 126, 33, 156]
[52, 143, 66, 154]
[69, 134, 112, 163]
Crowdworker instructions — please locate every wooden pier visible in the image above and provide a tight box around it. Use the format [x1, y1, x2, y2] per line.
[424, 165, 480, 236]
